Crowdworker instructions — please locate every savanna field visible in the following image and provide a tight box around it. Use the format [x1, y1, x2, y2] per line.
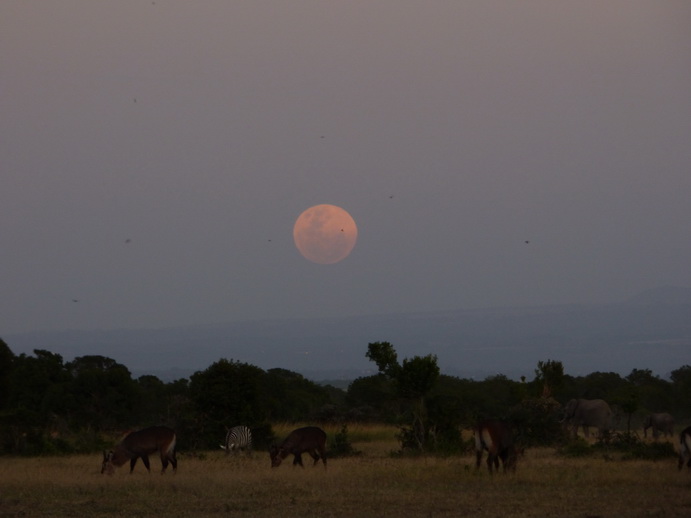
[1, 424, 690, 518]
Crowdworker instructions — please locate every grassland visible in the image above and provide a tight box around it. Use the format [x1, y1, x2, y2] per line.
[1, 424, 690, 518]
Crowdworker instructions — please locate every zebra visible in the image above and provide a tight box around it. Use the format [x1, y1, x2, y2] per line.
[220, 425, 252, 456]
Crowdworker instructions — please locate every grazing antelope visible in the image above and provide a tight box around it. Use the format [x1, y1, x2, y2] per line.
[220, 425, 253, 455]
[679, 426, 691, 471]
[474, 419, 518, 474]
[269, 426, 327, 468]
[101, 426, 177, 475]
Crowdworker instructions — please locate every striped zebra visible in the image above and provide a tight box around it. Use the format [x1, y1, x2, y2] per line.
[220, 425, 252, 455]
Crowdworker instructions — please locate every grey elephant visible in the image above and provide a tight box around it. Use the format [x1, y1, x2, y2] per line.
[562, 398, 612, 438]
[643, 413, 675, 439]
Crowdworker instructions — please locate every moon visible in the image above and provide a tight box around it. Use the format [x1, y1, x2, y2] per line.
[293, 204, 358, 264]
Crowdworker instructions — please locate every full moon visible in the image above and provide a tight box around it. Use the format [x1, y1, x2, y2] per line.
[293, 204, 358, 264]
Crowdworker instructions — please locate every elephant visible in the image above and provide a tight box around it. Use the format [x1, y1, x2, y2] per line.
[562, 398, 612, 438]
[643, 413, 675, 439]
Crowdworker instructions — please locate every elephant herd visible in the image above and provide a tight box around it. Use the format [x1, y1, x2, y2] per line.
[561, 398, 678, 441]
[561, 398, 691, 472]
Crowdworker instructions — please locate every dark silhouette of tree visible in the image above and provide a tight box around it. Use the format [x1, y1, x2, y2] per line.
[10, 350, 72, 424]
[579, 371, 626, 400]
[624, 368, 672, 417]
[670, 365, 691, 418]
[67, 355, 138, 430]
[134, 375, 169, 424]
[346, 374, 397, 421]
[188, 359, 266, 448]
[365, 341, 399, 377]
[366, 342, 439, 451]
[262, 368, 332, 421]
[2, 350, 73, 453]
[0, 338, 14, 411]
[535, 359, 564, 398]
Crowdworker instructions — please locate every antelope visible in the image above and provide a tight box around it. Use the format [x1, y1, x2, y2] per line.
[101, 426, 177, 475]
[269, 426, 327, 468]
[679, 426, 691, 471]
[474, 419, 518, 474]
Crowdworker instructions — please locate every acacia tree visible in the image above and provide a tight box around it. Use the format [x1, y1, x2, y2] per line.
[366, 342, 439, 450]
[534, 359, 564, 398]
[506, 359, 566, 447]
[366, 341, 400, 377]
[0, 339, 14, 411]
[670, 366, 691, 418]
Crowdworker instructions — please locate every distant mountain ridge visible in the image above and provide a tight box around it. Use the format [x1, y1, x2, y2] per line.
[5, 287, 690, 382]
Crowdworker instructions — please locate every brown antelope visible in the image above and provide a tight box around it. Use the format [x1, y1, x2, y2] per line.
[101, 426, 177, 475]
[269, 426, 327, 468]
[679, 426, 691, 471]
[474, 419, 518, 474]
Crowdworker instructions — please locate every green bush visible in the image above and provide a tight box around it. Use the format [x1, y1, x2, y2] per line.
[509, 396, 567, 446]
[558, 432, 678, 461]
[329, 424, 361, 458]
[594, 431, 677, 460]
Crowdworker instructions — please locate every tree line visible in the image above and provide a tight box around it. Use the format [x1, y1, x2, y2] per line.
[1, 338, 689, 456]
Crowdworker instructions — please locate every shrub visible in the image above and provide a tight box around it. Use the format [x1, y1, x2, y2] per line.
[329, 424, 360, 458]
[509, 396, 567, 446]
[594, 431, 677, 460]
[558, 431, 678, 461]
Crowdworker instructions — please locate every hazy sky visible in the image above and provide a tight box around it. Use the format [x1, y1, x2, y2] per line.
[2, 1, 690, 335]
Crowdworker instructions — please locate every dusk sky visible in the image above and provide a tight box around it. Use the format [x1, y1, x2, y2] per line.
[2, 1, 690, 336]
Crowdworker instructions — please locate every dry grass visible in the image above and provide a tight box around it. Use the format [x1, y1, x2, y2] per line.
[1, 428, 691, 518]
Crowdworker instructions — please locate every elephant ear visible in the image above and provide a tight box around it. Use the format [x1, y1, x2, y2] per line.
[565, 399, 579, 417]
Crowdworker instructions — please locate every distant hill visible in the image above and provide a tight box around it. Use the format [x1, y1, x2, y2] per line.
[4, 288, 690, 382]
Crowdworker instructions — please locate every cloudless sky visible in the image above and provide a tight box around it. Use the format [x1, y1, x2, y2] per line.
[2, 1, 690, 335]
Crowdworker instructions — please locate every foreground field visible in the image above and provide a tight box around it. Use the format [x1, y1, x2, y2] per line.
[1, 431, 690, 518]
